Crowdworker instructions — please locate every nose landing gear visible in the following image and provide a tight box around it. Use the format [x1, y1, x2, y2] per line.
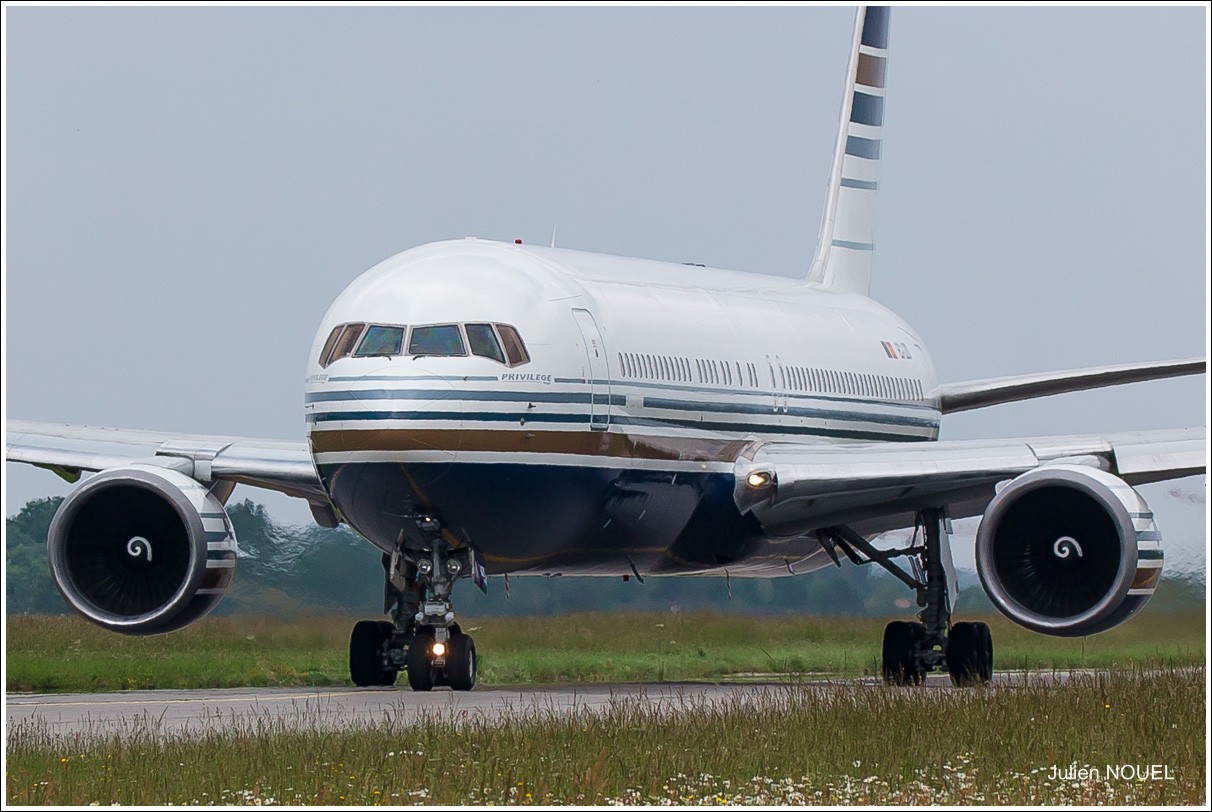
[407, 628, 477, 692]
[349, 514, 484, 691]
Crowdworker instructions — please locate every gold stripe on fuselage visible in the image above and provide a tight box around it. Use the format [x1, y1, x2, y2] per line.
[310, 427, 760, 464]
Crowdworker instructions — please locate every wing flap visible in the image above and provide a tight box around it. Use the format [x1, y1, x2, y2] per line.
[931, 358, 1204, 414]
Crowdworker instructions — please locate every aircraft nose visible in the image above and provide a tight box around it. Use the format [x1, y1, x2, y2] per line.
[307, 362, 464, 475]
[391, 362, 464, 479]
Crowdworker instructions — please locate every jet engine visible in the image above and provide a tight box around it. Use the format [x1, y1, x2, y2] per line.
[975, 464, 1162, 637]
[47, 464, 238, 635]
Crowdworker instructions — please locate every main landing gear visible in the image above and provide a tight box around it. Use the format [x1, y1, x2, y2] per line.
[820, 507, 993, 687]
[348, 514, 482, 691]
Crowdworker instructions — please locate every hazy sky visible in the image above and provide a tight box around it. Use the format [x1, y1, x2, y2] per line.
[4, 5, 1207, 574]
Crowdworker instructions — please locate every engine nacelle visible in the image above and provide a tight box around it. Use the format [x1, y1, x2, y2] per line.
[47, 464, 238, 635]
[975, 465, 1163, 637]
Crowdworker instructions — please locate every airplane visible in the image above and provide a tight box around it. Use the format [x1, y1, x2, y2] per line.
[5, 6, 1205, 691]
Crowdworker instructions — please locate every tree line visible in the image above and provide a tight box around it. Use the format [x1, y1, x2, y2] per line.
[6, 497, 1203, 618]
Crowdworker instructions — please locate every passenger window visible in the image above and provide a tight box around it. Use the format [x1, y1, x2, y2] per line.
[466, 323, 506, 364]
[355, 325, 405, 357]
[495, 324, 530, 366]
[408, 324, 466, 357]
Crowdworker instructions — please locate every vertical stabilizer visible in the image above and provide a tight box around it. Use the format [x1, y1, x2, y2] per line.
[806, 6, 890, 296]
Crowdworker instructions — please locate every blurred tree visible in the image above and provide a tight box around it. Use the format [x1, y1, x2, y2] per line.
[7, 496, 1205, 617]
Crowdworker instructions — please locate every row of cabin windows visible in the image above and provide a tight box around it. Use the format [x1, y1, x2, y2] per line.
[778, 364, 923, 401]
[319, 322, 530, 369]
[618, 352, 759, 388]
[618, 351, 923, 402]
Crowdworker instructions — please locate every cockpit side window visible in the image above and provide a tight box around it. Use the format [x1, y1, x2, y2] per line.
[354, 325, 406, 357]
[408, 324, 467, 356]
[466, 323, 506, 364]
[320, 322, 366, 367]
[319, 325, 344, 368]
[495, 324, 530, 366]
[334, 323, 366, 362]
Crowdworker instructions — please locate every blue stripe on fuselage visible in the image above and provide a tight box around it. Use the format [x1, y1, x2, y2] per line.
[641, 397, 938, 428]
[306, 389, 626, 406]
[308, 381, 939, 412]
[307, 411, 931, 442]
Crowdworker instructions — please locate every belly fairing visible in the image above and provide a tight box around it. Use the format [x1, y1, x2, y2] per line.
[317, 460, 767, 576]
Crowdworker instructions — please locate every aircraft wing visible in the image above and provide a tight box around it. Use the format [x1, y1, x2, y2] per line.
[929, 357, 1204, 414]
[5, 420, 326, 504]
[734, 427, 1206, 537]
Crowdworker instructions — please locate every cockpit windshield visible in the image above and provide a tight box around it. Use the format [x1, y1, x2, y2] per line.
[408, 325, 466, 356]
[465, 323, 506, 363]
[319, 322, 530, 367]
[355, 325, 405, 357]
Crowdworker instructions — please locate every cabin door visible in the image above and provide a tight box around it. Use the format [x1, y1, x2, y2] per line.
[571, 308, 610, 430]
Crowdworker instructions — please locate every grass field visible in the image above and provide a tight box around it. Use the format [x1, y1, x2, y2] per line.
[5, 608, 1206, 693]
[5, 668, 1205, 805]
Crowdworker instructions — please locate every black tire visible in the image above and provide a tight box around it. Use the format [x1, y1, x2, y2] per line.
[350, 619, 396, 687]
[947, 621, 994, 686]
[446, 633, 477, 692]
[882, 620, 925, 686]
[406, 629, 435, 692]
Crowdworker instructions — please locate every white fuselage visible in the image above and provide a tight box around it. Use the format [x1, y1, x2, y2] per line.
[303, 239, 941, 577]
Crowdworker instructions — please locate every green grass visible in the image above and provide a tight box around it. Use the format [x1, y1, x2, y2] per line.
[5, 608, 1205, 693]
[5, 668, 1205, 805]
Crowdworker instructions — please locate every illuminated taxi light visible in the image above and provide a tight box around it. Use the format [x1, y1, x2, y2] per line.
[431, 642, 447, 657]
[746, 471, 773, 488]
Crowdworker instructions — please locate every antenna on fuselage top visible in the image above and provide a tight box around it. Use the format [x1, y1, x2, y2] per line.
[550, 225, 557, 248]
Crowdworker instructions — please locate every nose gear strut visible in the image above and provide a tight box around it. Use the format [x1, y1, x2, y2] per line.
[349, 513, 484, 691]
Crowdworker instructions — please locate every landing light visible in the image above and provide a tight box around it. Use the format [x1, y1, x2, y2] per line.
[746, 471, 773, 488]
[432, 642, 447, 657]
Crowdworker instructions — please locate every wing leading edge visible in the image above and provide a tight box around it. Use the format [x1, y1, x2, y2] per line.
[5, 420, 325, 505]
[735, 426, 1205, 538]
[929, 357, 1205, 414]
